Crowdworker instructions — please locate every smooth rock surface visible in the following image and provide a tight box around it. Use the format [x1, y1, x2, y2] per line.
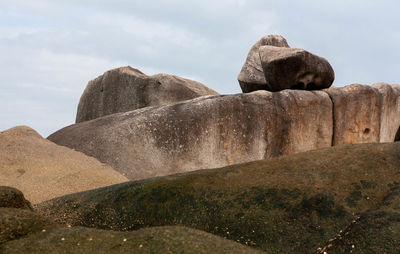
[259, 46, 334, 92]
[0, 186, 32, 210]
[0, 126, 128, 204]
[36, 142, 400, 253]
[326, 84, 382, 145]
[76, 66, 219, 123]
[49, 90, 332, 180]
[372, 83, 400, 142]
[238, 34, 289, 93]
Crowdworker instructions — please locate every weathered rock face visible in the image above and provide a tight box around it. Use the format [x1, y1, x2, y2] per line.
[0, 186, 32, 210]
[326, 83, 400, 145]
[36, 142, 400, 253]
[259, 46, 335, 92]
[48, 83, 400, 181]
[238, 34, 290, 93]
[76, 66, 219, 123]
[372, 83, 400, 142]
[326, 84, 381, 145]
[50, 90, 333, 180]
[0, 126, 128, 204]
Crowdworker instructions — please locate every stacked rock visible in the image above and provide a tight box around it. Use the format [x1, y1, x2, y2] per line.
[238, 34, 335, 92]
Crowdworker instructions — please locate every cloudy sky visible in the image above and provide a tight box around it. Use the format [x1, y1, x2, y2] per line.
[1, 0, 400, 137]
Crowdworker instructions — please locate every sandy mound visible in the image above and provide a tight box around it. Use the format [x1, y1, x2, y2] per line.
[0, 126, 128, 204]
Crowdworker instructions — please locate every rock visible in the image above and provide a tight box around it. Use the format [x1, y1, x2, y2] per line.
[0, 226, 264, 254]
[76, 66, 219, 123]
[0, 186, 32, 210]
[0, 126, 128, 204]
[372, 83, 400, 142]
[326, 84, 382, 145]
[238, 34, 290, 93]
[259, 46, 335, 92]
[36, 142, 400, 253]
[0, 208, 54, 244]
[49, 90, 332, 180]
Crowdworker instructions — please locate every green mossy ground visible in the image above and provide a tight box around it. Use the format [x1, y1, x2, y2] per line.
[1, 226, 264, 254]
[35, 143, 400, 253]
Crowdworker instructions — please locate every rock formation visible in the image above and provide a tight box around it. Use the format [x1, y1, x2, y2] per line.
[48, 83, 400, 181]
[238, 34, 290, 92]
[76, 66, 219, 123]
[49, 89, 332, 180]
[36, 142, 400, 253]
[0, 126, 128, 203]
[259, 46, 334, 91]
[238, 34, 334, 92]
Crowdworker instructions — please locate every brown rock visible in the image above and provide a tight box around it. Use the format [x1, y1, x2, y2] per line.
[0, 126, 128, 204]
[76, 66, 219, 123]
[372, 83, 400, 142]
[326, 84, 381, 145]
[238, 34, 290, 93]
[48, 90, 332, 180]
[259, 46, 334, 92]
[0, 186, 32, 210]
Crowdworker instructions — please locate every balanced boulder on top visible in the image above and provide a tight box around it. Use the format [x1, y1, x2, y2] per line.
[238, 34, 334, 92]
[76, 66, 219, 123]
[259, 46, 335, 91]
[238, 34, 290, 93]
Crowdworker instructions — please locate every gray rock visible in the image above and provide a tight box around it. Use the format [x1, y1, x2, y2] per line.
[238, 34, 289, 93]
[76, 66, 219, 123]
[259, 46, 334, 92]
[49, 90, 332, 180]
[48, 84, 400, 181]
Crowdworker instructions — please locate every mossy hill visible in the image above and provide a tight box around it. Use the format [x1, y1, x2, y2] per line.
[36, 142, 400, 253]
[1, 224, 263, 254]
[0, 203, 263, 253]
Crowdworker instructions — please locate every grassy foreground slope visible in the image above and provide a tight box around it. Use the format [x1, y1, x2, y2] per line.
[37, 143, 400, 253]
[1, 225, 264, 254]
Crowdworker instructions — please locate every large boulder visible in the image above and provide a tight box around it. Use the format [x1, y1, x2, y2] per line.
[48, 83, 400, 181]
[76, 66, 219, 123]
[259, 46, 335, 92]
[49, 90, 333, 180]
[238, 34, 290, 93]
[325, 84, 400, 145]
[372, 83, 400, 142]
[0, 126, 128, 204]
[36, 142, 400, 253]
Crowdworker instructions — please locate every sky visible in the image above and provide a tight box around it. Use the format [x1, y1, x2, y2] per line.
[1, 0, 400, 137]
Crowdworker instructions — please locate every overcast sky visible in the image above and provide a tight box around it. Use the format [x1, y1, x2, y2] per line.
[1, 0, 400, 137]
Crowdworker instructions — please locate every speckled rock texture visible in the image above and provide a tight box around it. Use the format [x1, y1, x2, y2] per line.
[76, 66, 219, 123]
[238, 34, 290, 93]
[1, 226, 265, 254]
[259, 46, 334, 92]
[0, 126, 128, 204]
[35, 142, 400, 253]
[49, 83, 400, 181]
[49, 89, 333, 180]
[0, 186, 32, 210]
